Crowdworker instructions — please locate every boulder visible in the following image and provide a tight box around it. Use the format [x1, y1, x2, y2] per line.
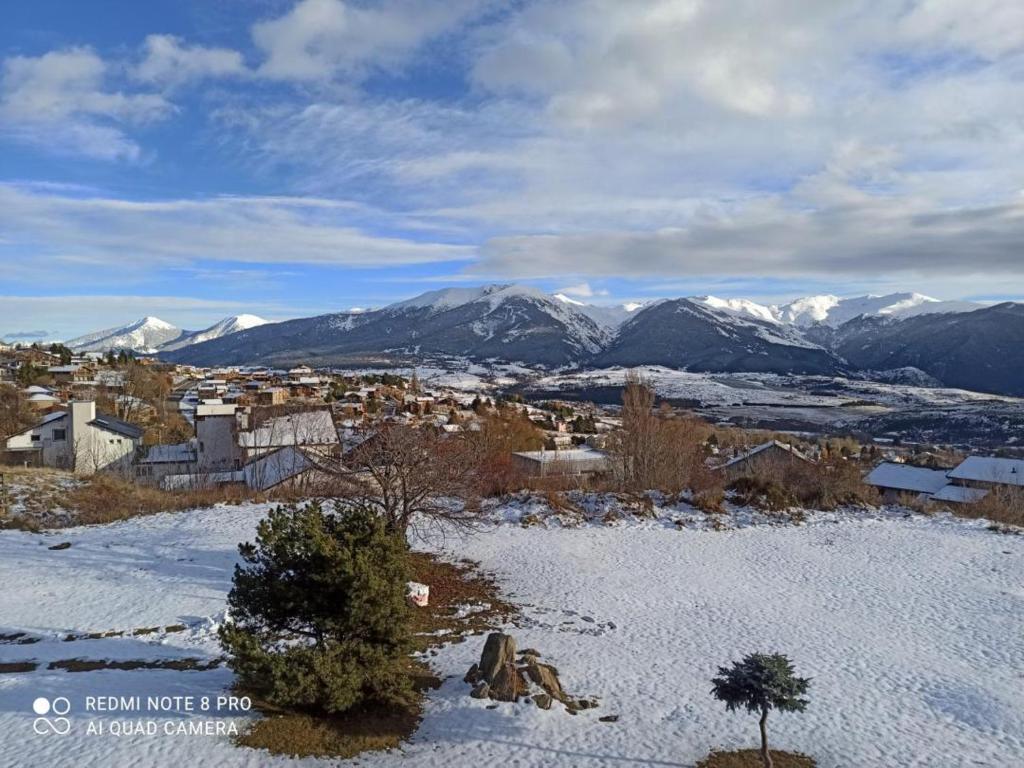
[532, 693, 553, 710]
[489, 663, 526, 702]
[470, 682, 490, 699]
[478, 632, 517, 683]
[523, 660, 566, 702]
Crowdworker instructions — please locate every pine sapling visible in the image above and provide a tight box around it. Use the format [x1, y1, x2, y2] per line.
[710, 652, 811, 768]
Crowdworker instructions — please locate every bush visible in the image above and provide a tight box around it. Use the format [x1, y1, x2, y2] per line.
[219, 501, 413, 714]
[729, 477, 797, 511]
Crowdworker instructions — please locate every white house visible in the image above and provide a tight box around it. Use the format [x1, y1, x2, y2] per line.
[4, 400, 142, 474]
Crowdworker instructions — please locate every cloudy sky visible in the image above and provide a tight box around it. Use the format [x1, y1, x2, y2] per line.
[2, 0, 1023, 339]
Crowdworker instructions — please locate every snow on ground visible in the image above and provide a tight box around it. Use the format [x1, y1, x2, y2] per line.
[531, 367, 1023, 410]
[1, 502, 1022, 767]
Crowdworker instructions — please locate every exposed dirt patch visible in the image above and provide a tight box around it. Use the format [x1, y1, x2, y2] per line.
[0, 661, 39, 674]
[697, 748, 817, 767]
[48, 658, 222, 672]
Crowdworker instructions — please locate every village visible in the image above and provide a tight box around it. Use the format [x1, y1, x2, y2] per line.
[2, 340, 1021, 524]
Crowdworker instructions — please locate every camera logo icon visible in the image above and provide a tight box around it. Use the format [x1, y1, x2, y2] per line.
[32, 696, 71, 735]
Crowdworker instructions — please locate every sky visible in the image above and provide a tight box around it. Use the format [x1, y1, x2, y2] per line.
[2, 0, 1023, 340]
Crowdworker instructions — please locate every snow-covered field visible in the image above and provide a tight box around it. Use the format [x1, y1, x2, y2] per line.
[529, 366, 1022, 409]
[1, 503, 1022, 767]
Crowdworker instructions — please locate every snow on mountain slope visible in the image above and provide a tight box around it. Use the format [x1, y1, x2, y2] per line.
[778, 293, 981, 327]
[160, 315, 269, 351]
[66, 316, 183, 353]
[694, 295, 780, 324]
[387, 284, 611, 355]
[553, 294, 637, 329]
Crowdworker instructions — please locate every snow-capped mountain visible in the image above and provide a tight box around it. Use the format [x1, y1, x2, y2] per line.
[692, 295, 780, 324]
[776, 292, 982, 327]
[66, 314, 270, 354]
[593, 298, 841, 375]
[158, 284, 1022, 396]
[160, 314, 269, 351]
[165, 284, 610, 368]
[66, 317, 184, 353]
[552, 293, 641, 329]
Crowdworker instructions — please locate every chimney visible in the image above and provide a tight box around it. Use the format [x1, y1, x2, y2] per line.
[68, 400, 96, 443]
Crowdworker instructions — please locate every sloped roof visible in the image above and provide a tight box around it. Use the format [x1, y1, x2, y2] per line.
[243, 446, 316, 491]
[931, 484, 989, 504]
[89, 415, 144, 440]
[513, 446, 610, 465]
[948, 456, 1024, 487]
[719, 440, 812, 470]
[865, 462, 950, 494]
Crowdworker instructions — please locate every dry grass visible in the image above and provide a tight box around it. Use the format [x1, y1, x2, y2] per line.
[0, 465, 256, 529]
[66, 474, 251, 526]
[235, 551, 516, 760]
[697, 749, 816, 767]
[953, 489, 1024, 529]
[47, 658, 221, 672]
[237, 698, 425, 760]
[406, 551, 518, 650]
[0, 661, 39, 674]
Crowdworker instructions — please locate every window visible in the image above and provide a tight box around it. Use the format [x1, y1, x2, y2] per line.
[30, 434, 40, 442]
[52, 429, 66, 441]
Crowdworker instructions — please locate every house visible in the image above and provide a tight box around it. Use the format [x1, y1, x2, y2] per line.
[947, 456, 1024, 489]
[136, 441, 197, 486]
[256, 387, 289, 406]
[243, 446, 329, 492]
[190, 405, 339, 488]
[4, 400, 142, 474]
[717, 440, 813, 479]
[512, 446, 611, 478]
[237, 410, 339, 460]
[47, 364, 93, 385]
[864, 462, 951, 503]
[195, 403, 245, 472]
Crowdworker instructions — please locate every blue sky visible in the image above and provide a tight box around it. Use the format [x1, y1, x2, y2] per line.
[2, 0, 1023, 339]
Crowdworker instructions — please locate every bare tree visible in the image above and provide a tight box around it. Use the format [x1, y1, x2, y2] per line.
[0, 385, 35, 440]
[345, 424, 482, 538]
[609, 372, 711, 495]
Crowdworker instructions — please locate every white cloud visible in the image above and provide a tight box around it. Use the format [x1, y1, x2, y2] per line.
[555, 282, 607, 298]
[0, 47, 171, 160]
[251, 0, 486, 81]
[0, 183, 474, 275]
[476, 195, 1024, 282]
[134, 35, 248, 85]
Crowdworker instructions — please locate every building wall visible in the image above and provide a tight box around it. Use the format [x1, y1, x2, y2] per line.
[196, 414, 243, 472]
[67, 402, 137, 475]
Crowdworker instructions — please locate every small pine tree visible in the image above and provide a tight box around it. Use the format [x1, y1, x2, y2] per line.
[219, 501, 413, 714]
[710, 653, 810, 768]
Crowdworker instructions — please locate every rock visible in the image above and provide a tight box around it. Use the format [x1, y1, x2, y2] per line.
[599, 715, 619, 723]
[532, 693, 553, 710]
[48, 542, 72, 551]
[523, 660, 566, 702]
[517, 648, 541, 659]
[470, 682, 490, 699]
[478, 633, 517, 683]
[489, 663, 526, 702]
[464, 663, 480, 684]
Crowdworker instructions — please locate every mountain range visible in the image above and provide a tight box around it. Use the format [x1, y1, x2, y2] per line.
[65, 314, 268, 354]
[65, 287, 1024, 397]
